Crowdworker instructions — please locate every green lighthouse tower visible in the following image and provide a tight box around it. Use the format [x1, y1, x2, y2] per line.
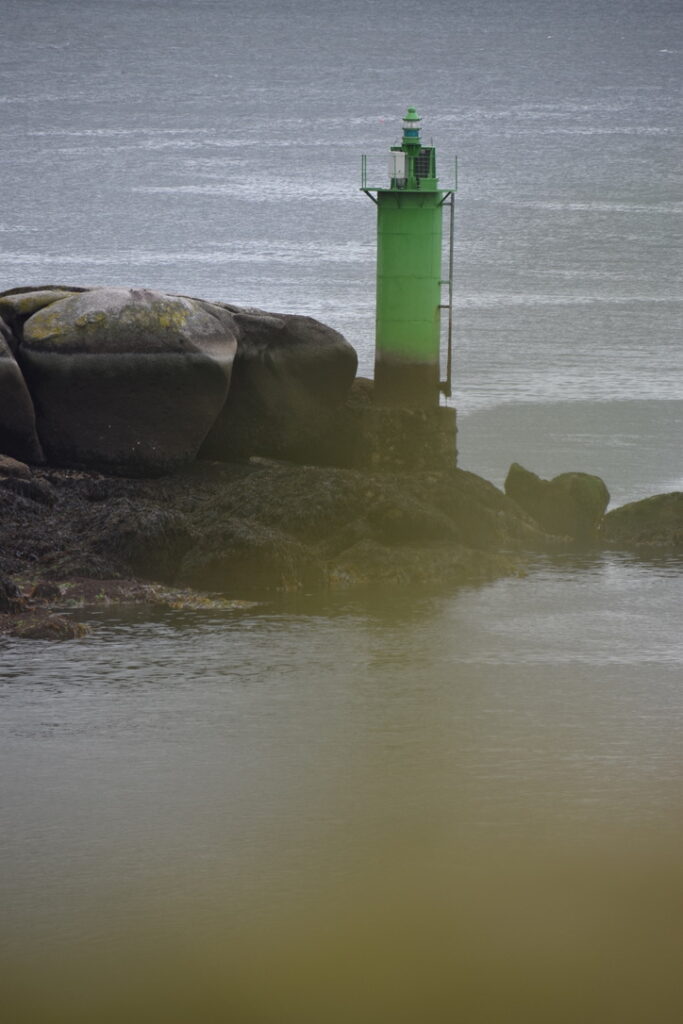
[362, 107, 455, 408]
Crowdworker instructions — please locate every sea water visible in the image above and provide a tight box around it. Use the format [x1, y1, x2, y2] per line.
[1, 1, 682, 1019]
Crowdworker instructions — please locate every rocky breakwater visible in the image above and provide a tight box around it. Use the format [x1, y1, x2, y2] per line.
[1, 283, 680, 639]
[0, 451, 555, 637]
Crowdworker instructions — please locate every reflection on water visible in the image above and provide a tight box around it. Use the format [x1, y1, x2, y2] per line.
[2, 556, 682, 1021]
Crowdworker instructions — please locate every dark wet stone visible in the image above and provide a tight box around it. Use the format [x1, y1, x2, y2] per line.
[0, 575, 24, 613]
[29, 581, 63, 602]
[199, 308, 357, 464]
[602, 492, 683, 550]
[505, 462, 609, 541]
[0, 334, 45, 464]
[0, 474, 56, 505]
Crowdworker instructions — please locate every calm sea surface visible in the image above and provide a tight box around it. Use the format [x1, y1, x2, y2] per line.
[1, 1, 682, 1019]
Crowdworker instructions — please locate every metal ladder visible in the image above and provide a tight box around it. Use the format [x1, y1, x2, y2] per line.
[438, 164, 457, 399]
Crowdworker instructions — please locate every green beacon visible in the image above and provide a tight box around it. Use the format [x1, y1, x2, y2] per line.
[362, 107, 456, 409]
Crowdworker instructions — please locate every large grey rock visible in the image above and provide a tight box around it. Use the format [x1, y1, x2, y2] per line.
[0, 331, 45, 463]
[199, 308, 357, 464]
[602, 492, 683, 550]
[504, 462, 609, 540]
[19, 287, 238, 475]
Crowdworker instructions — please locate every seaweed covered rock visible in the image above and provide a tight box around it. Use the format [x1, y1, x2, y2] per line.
[0, 573, 87, 640]
[504, 462, 609, 541]
[0, 458, 556, 599]
[7, 614, 88, 640]
[86, 498, 196, 583]
[199, 308, 358, 464]
[178, 517, 325, 595]
[602, 492, 683, 550]
[17, 287, 238, 475]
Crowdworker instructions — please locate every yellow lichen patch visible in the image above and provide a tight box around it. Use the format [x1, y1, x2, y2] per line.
[0, 289, 75, 321]
[74, 310, 109, 329]
[22, 293, 204, 351]
[21, 306, 66, 341]
[118, 304, 192, 332]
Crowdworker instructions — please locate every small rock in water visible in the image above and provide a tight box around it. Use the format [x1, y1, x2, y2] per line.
[9, 614, 88, 640]
[602, 492, 683, 550]
[504, 462, 609, 541]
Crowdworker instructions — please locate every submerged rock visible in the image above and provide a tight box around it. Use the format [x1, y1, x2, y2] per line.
[504, 462, 609, 541]
[18, 287, 238, 475]
[602, 492, 683, 550]
[0, 572, 87, 640]
[5, 613, 88, 640]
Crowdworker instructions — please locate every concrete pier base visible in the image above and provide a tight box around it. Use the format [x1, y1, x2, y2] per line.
[283, 377, 457, 472]
[342, 403, 457, 472]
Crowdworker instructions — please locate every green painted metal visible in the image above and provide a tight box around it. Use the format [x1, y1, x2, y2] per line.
[376, 191, 442, 358]
[362, 106, 452, 408]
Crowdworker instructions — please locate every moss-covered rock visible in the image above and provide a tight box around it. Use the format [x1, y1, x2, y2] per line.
[505, 462, 609, 541]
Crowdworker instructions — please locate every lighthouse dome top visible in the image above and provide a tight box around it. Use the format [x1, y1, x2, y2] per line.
[402, 106, 422, 141]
